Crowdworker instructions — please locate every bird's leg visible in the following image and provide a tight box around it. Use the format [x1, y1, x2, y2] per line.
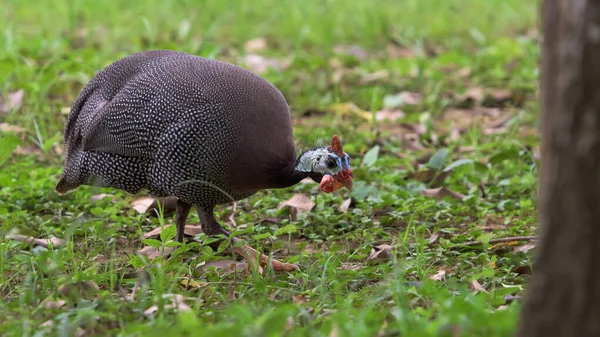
[198, 207, 299, 273]
[175, 199, 192, 243]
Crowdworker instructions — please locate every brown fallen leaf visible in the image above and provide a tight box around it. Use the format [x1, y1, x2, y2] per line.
[386, 44, 415, 59]
[430, 269, 446, 281]
[0, 89, 24, 114]
[455, 87, 485, 107]
[0, 123, 25, 133]
[137, 246, 175, 260]
[58, 280, 100, 299]
[482, 88, 514, 107]
[243, 54, 291, 74]
[333, 44, 368, 59]
[513, 242, 537, 253]
[131, 196, 178, 216]
[40, 298, 67, 310]
[375, 109, 405, 122]
[360, 70, 389, 84]
[260, 217, 284, 225]
[278, 193, 315, 212]
[397, 91, 422, 105]
[244, 37, 267, 53]
[367, 244, 394, 261]
[89, 193, 114, 202]
[338, 198, 355, 213]
[427, 232, 440, 244]
[144, 224, 203, 239]
[340, 262, 363, 271]
[14, 144, 43, 156]
[292, 294, 308, 305]
[199, 259, 248, 275]
[7, 234, 64, 248]
[470, 279, 488, 293]
[457, 67, 471, 78]
[421, 186, 465, 200]
[144, 294, 192, 316]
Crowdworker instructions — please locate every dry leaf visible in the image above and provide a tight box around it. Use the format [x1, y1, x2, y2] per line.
[387, 44, 415, 59]
[0, 89, 24, 114]
[367, 244, 394, 261]
[457, 67, 471, 77]
[397, 91, 422, 105]
[40, 320, 54, 328]
[470, 280, 488, 293]
[456, 87, 485, 106]
[14, 144, 42, 156]
[131, 196, 178, 216]
[144, 294, 192, 315]
[482, 88, 513, 107]
[58, 281, 100, 299]
[333, 44, 367, 59]
[137, 246, 175, 260]
[53, 144, 64, 156]
[513, 242, 537, 253]
[338, 198, 355, 213]
[7, 234, 64, 248]
[427, 232, 440, 244]
[89, 193, 113, 202]
[0, 123, 25, 133]
[144, 224, 203, 239]
[361, 70, 389, 84]
[243, 54, 290, 74]
[244, 37, 267, 52]
[375, 109, 405, 122]
[340, 262, 363, 271]
[430, 269, 446, 281]
[260, 217, 284, 224]
[421, 186, 465, 200]
[199, 259, 248, 275]
[292, 294, 308, 305]
[41, 298, 67, 310]
[496, 305, 510, 311]
[277, 193, 315, 212]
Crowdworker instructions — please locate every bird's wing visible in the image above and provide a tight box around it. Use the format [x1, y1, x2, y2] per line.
[81, 94, 155, 158]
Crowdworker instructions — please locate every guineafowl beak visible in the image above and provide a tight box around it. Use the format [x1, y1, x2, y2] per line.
[319, 169, 353, 193]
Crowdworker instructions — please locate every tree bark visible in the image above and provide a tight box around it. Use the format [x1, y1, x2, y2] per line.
[517, 0, 600, 336]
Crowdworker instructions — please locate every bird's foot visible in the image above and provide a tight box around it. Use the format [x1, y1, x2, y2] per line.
[233, 244, 299, 274]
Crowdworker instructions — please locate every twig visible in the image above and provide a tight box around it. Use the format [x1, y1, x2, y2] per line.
[460, 235, 538, 247]
[229, 201, 237, 228]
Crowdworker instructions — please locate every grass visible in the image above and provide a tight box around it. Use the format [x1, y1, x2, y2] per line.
[0, 0, 539, 336]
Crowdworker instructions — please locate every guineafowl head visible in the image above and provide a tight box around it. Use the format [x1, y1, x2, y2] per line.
[295, 135, 353, 193]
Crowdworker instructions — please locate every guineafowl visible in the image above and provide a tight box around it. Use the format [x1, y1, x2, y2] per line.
[56, 50, 353, 272]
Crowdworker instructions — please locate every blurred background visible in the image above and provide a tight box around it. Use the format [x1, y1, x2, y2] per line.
[1, 0, 537, 148]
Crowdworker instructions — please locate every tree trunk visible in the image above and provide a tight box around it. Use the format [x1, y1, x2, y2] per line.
[517, 0, 600, 336]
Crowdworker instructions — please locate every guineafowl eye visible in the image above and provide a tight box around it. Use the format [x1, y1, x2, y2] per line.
[326, 157, 337, 169]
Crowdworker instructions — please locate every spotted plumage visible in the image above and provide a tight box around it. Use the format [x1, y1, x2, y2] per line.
[57, 49, 353, 249]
